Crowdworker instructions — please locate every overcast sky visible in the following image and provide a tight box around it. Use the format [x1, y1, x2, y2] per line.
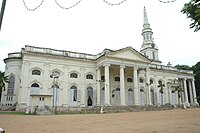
[0, 0, 199, 71]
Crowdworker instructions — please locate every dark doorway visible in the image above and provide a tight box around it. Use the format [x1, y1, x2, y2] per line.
[87, 96, 93, 106]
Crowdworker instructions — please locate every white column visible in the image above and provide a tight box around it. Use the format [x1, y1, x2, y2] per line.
[80, 67, 86, 107]
[21, 62, 30, 106]
[188, 80, 194, 104]
[64, 66, 69, 107]
[146, 68, 151, 105]
[96, 68, 101, 106]
[183, 78, 189, 105]
[168, 85, 172, 104]
[155, 78, 160, 105]
[104, 64, 110, 106]
[43, 64, 50, 97]
[164, 79, 168, 104]
[180, 79, 185, 103]
[192, 79, 198, 105]
[133, 67, 139, 105]
[120, 65, 126, 106]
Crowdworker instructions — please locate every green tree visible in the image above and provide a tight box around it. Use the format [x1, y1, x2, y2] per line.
[0, 71, 9, 102]
[174, 85, 184, 107]
[175, 64, 192, 70]
[158, 81, 165, 105]
[192, 61, 200, 103]
[181, 0, 200, 32]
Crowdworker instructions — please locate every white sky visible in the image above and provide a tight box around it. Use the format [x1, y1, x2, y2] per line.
[0, 0, 199, 71]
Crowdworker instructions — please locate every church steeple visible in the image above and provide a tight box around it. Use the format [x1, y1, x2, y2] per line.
[142, 6, 154, 46]
[140, 7, 161, 65]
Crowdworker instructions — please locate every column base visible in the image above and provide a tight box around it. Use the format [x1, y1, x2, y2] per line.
[185, 102, 190, 108]
[134, 102, 140, 106]
[121, 102, 126, 106]
[104, 103, 111, 106]
[195, 102, 199, 106]
[191, 102, 199, 107]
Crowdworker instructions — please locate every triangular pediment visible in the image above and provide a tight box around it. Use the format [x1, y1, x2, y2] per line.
[107, 47, 151, 63]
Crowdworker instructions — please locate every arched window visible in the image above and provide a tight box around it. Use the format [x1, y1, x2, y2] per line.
[86, 74, 93, 79]
[116, 88, 120, 91]
[150, 79, 154, 85]
[7, 76, 15, 95]
[71, 85, 77, 101]
[101, 75, 105, 81]
[127, 78, 133, 82]
[140, 88, 145, 106]
[128, 88, 133, 92]
[32, 70, 41, 75]
[158, 80, 162, 85]
[139, 78, 144, 83]
[51, 84, 59, 89]
[115, 76, 120, 81]
[31, 83, 40, 87]
[151, 89, 155, 105]
[140, 89, 144, 92]
[70, 73, 78, 78]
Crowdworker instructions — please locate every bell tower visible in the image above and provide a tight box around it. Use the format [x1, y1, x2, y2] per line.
[140, 7, 161, 65]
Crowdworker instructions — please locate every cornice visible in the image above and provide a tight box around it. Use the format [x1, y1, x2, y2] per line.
[23, 51, 95, 63]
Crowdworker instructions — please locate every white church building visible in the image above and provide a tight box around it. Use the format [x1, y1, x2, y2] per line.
[1, 8, 198, 112]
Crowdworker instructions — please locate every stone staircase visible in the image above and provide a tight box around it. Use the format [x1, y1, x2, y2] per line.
[0, 103, 176, 115]
[102, 105, 174, 113]
[35, 106, 53, 115]
[0, 103, 17, 111]
[55, 104, 175, 114]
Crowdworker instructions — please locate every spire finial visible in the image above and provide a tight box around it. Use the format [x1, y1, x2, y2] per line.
[144, 6, 149, 24]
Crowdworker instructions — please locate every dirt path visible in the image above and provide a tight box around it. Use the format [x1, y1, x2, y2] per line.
[0, 108, 200, 133]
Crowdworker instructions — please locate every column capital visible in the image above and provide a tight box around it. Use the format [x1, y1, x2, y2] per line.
[96, 67, 100, 71]
[120, 65, 125, 69]
[103, 64, 110, 67]
[133, 67, 138, 70]
[146, 68, 150, 72]
[183, 78, 187, 81]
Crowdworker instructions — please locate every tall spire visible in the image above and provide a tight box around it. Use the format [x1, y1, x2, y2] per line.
[142, 6, 153, 46]
[144, 6, 149, 25]
[140, 7, 161, 65]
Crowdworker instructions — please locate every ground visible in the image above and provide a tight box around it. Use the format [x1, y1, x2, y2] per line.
[0, 108, 200, 133]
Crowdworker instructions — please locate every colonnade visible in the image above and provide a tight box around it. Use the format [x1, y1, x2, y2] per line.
[179, 78, 198, 106]
[96, 64, 151, 106]
[96, 64, 198, 107]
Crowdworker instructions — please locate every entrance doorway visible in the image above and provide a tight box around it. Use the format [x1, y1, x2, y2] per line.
[87, 87, 93, 106]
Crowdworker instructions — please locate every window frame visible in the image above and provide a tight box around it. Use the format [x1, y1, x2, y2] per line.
[86, 74, 93, 79]
[70, 73, 78, 78]
[32, 70, 41, 75]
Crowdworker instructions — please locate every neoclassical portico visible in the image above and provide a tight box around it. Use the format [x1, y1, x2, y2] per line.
[178, 78, 198, 106]
[96, 62, 151, 106]
[96, 60, 199, 107]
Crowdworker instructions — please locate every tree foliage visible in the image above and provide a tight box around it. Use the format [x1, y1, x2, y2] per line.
[0, 71, 9, 102]
[174, 85, 184, 106]
[192, 61, 200, 99]
[175, 64, 192, 70]
[181, 0, 200, 32]
[174, 86, 183, 98]
[158, 82, 165, 94]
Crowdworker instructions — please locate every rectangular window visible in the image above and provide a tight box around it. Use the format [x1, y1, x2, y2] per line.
[152, 52, 155, 60]
[39, 97, 45, 101]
